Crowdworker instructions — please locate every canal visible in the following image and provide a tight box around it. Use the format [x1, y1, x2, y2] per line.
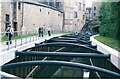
[1, 33, 120, 78]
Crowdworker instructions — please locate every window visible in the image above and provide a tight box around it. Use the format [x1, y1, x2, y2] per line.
[74, 12, 77, 18]
[40, 9, 41, 12]
[77, 19, 79, 22]
[5, 14, 10, 30]
[83, 15, 85, 20]
[56, 2, 60, 9]
[58, 14, 60, 16]
[79, 2, 81, 10]
[89, 9, 91, 14]
[94, 13, 96, 16]
[48, 12, 50, 14]
[94, 7, 96, 10]
[83, 4, 85, 11]
[6, 14, 10, 22]
[18, 2, 21, 10]
[49, 0, 54, 7]
[42, 0, 48, 5]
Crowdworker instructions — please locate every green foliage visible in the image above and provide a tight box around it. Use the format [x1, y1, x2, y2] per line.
[98, 1, 120, 40]
[0, 32, 72, 42]
[95, 36, 119, 51]
[0, 34, 38, 42]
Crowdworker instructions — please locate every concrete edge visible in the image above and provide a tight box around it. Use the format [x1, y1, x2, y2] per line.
[0, 34, 64, 66]
[90, 35, 120, 70]
[90, 35, 119, 57]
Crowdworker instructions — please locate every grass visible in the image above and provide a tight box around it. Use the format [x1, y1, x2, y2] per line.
[0, 34, 37, 42]
[95, 36, 120, 52]
[0, 32, 73, 42]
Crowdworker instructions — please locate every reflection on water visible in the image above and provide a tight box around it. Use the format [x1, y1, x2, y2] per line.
[52, 66, 83, 78]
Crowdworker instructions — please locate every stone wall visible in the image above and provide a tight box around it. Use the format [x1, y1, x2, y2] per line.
[22, 2, 63, 33]
[1, 1, 13, 32]
[1, 1, 63, 34]
[63, 0, 86, 32]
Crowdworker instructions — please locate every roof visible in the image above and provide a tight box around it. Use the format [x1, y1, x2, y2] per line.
[20, 0, 63, 13]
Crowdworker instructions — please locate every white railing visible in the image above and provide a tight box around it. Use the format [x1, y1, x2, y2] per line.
[0, 30, 45, 51]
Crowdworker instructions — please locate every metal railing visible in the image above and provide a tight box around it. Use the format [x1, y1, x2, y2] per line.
[0, 30, 42, 51]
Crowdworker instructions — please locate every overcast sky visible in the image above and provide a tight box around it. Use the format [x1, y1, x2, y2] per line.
[85, 0, 98, 7]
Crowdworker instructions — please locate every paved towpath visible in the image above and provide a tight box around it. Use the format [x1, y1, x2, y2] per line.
[0, 34, 64, 66]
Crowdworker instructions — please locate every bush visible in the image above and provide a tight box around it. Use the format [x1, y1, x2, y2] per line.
[98, 1, 120, 40]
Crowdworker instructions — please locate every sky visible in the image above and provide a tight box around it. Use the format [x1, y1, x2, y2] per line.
[85, 0, 98, 7]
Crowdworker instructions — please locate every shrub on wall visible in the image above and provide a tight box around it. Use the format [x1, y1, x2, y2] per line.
[98, 1, 120, 40]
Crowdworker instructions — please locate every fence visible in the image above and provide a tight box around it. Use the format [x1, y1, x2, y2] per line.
[0, 30, 41, 51]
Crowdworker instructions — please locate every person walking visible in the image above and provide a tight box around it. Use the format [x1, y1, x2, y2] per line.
[48, 27, 51, 36]
[41, 27, 44, 37]
[38, 27, 42, 37]
[5, 24, 14, 45]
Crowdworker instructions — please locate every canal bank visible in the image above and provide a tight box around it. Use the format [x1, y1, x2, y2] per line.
[90, 35, 120, 70]
[0, 34, 64, 66]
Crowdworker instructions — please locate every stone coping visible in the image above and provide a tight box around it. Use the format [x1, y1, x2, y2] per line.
[90, 35, 119, 57]
[90, 35, 120, 69]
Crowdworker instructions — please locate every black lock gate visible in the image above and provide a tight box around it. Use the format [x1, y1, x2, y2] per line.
[1, 33, 120, 78]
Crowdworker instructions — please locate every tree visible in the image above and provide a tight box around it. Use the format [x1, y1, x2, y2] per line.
[98, 1, 119, 40]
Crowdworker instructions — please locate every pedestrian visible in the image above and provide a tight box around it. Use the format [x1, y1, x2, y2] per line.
[41, 27, 44, 37]
[48, 27, 51, 36]
[38, 27, 42, 37]
[5, 24, 14, 45]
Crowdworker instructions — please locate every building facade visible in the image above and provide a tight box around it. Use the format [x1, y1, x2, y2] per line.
[1, 0, 86, 34]
[91, 1, 100, 20]
[21, 1, 63, 33]
[1, 0, 63, 34]
[63, 0, 86, 32]
[86, 8, 92, 21]
[1, 0, 13, 33]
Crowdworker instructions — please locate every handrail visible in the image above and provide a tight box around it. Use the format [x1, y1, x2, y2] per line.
[1, 30, 39, 51]
[2, 61, 120, 77]
[1, 30, 38, 34]
[16, 51, 110, 59]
